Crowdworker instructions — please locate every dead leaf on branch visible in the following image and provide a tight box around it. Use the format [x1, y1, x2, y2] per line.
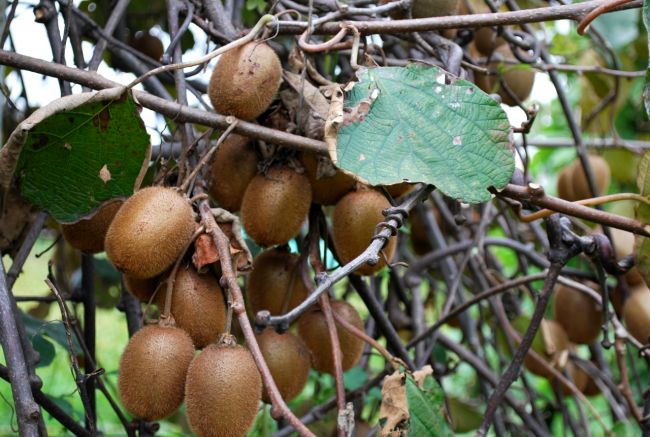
[195, 208, 252, 272]
[379, 370, 409, 435]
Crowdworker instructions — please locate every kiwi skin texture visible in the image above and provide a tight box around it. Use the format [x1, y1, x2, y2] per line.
[123, 274, 159, 302]
[247, 247, 309, 316]
[556, 165, 576, 201]
[241, 166, 312, 247]
[185, 344, 262, 437]
[105, 186, 196, 279]
[571, 155, 611, 200]
[129, 32, 164, 61]
[301, 152, 355, 206]
[623, 286, 650, 343]
[208, 41, 282, 121]
[257, 330, 311, 403]
[298, 300, 364, 375]
[207, 134, 258, 212]
[61, 200, 123, 254]
[156, 266, 226, 348]
[332, 189, 396, 276]
[118, 325, 195, 421]
[523, 319, 569, 378]
[553, 283, 602, 344]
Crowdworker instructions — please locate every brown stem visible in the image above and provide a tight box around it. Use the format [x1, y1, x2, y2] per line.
[495, 183, 650, 237]
[615, 336, 643, 423]
[520, 193, 650, 223]
[197, 200, 315, 437]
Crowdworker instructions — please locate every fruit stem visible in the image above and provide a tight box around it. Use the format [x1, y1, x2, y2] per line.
[519, 193, 650, 223]
[161, 225, 205, 321]
[197, 198, 317, 437]
[127, 14, 277, 89]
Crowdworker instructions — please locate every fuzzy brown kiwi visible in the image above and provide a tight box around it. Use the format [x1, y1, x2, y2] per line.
[185, 342, 262, 437]
[553, 283, 602, 344]
[256, 330, 311, 403]
[129, 32, 164, 61]
[475, 45, 535, 106]
[208, 41, 282, 121]
[474, 27, 505, 57]
[570, 154, 611, 200]
[156, 266, 226, 348]
[411, 0, 460, 19]
[332, 188, 397, 276]
[207, 134, 259, 212]
[556, 164, 576, 201]
[61, 200, 123, 254]
[247, 247, 309, 316]
[383, 182, 415, 199]
[123, 274, 159, 302]
[301, 152, 355, 206]
[118, 325, 195, 420]
[105, 187, 196, 279]
[522, 319, 570, 378]
[298, 300, 364, 375]
[610, 227, 644, 286]
[623, 285, 650, 343]
[409, 206, 442, 256]
[241, 166, 312, 247]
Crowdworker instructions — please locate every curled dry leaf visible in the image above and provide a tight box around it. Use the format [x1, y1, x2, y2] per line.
[379, 370, 409, 435]
[203, 208, 252, 271]
[323, 84, 345, 163]
[280, 71, 330, 140]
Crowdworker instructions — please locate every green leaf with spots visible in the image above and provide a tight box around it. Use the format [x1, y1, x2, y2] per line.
[635, 150, 650, 284]
[2, 88, 150, 223]
[406, 372, 452, 437]
[335, 66, 513, 203]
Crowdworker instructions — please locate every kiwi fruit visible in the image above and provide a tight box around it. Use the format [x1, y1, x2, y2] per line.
[552, 360, 589, 397]
[571, 154, 611, 200]
[129, 32, 164, 61]
[553, 283, 602, 344]
[185, 342, 262, 437]
[411, 0, 460, 19]
[61, 200, 123, 254]
[298, 300, 364, 375]
[247, 247, 309, 316]
[241, 166, 312, 247]
[207, 134, 259, 212]
[473, 27, 504, 57]
[409, 206, 442, 256]
[208, 41, 282, 121]
[623, 285, 650, 343]
[105, 187, 196, 279]
[610, 227, 644, 286]
[383, 182, 415, 199]
[118, 325, 195, 420]
[301, 152, 355, 206]
[332, 188, 397, 276]
[475, 45, 535, 106]
[123, 274, 159, 302]
[256, 330, 311, 403]
[556, 165, 576, 201]
[156, 266, 226, 348]
[503, 316, 569, 378]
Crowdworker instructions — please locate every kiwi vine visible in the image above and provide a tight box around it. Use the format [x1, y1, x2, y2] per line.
[2, 1, 650, 437]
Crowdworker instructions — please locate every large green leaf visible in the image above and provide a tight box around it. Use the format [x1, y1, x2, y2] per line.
[335, 66, 514, 203]
[635, 150, 650, 283]
[4, 88, 150, 223]
[406, 373, 452, 437]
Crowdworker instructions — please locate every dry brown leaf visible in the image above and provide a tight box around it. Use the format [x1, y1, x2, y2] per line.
[379, 370, 408, 436]
[413, 365, 434, 389]
[192, 233, 219, 271]
[323, 85, 344, 163]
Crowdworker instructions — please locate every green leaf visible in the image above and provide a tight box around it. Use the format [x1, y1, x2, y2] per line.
[31, 334, 55, 368]
[406, 373, 452, 437]
[21, 311, 82, 355]
[643, 0, 650, 119]
[2, 88, 150, 223]
[635, 150, 650, 283]
[335, 66, 514, 204]
[343, 366, 368, 391]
